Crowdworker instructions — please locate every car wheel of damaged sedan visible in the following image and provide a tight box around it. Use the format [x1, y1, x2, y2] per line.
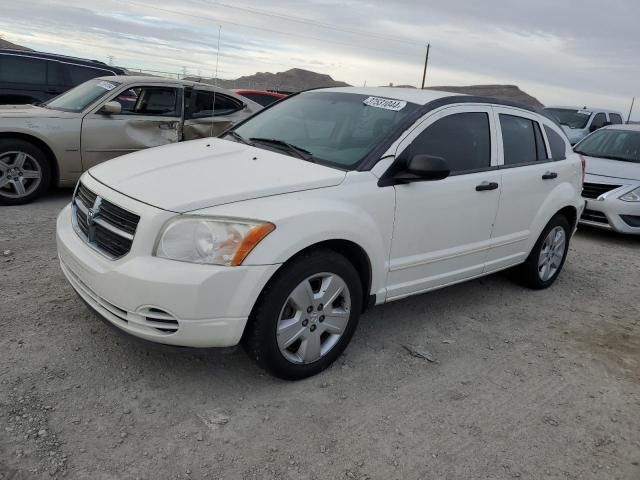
[0, 139, 51, 205]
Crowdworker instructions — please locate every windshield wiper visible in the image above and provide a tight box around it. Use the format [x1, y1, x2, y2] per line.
[227, 131, 253, 146]
[249, 137, 315, 161]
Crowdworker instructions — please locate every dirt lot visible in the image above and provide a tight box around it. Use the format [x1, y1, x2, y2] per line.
[1, 191, 639, 480]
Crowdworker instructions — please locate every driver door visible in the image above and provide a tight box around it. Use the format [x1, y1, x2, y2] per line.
[386, 105, 502, 300]
[80, 84, 183, 169]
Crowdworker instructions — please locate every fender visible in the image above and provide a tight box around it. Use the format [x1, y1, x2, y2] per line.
[196, 174, 396, 300]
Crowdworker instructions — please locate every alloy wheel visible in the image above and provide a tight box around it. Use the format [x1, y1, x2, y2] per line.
[0, 151, 43, 199]
[538, 226, 566, 282]
[276, 272, 352, 364]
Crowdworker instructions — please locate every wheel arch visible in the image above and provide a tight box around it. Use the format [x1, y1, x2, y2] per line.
[556, 205, 577, 231]
[252, 239, 374, 318]
[0, 132, 59, 188]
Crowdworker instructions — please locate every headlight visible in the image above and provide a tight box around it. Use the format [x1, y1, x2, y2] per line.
[620, 187, 640, 202]
[155, 217, 275, 265]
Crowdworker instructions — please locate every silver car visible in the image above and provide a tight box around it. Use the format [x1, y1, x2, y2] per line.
[0, 76, 262, 204]
[575, 125, 640, 234]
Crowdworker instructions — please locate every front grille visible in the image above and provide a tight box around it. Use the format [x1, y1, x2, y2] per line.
[581, 209, 608, 224]
[582, 182, 620, 199]
[72, 182, 140, 259]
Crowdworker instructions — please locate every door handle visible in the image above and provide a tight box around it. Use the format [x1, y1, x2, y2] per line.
[476, 181, 499, 191]
[542, 171, 558, 180]
[158, 122, 175, 130]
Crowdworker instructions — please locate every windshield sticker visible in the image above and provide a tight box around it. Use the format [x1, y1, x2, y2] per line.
[97, 81, 116, 91]
[363, 96, 407, 111]
[577, 110, 592, 116]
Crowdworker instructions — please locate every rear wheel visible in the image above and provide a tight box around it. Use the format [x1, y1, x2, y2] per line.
[244, 249, 363, 380]
[0, 139, 51, 205]
[516, 214, 571, 289]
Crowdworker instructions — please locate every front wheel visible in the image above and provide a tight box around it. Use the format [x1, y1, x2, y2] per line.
[516, 214, 571, 289]
[244, 249, 363, 380]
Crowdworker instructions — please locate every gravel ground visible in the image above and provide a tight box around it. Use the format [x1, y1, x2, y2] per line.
[1, 191, 639, 480]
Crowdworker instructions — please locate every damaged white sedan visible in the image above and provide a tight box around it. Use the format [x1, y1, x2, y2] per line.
[0, 76, 261, 204]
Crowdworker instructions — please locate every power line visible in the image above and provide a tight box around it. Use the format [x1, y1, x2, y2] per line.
[117, 0, 423, 57]
[190, 0, 424, 47]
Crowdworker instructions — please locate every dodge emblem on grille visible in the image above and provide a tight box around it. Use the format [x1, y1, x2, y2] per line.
[87, 207, 97, 226]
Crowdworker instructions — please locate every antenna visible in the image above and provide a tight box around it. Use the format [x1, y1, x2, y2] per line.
[210, 25, 222, 138]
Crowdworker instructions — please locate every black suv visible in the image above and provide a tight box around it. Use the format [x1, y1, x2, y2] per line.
[0, 49, 126, 105]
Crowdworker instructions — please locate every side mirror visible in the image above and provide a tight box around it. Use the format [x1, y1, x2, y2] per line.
[101, 101, 122, 115]
[404, 154, 450, 181]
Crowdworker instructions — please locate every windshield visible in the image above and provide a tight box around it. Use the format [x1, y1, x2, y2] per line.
[46, 79, 120, 112]
[231, 92, 420, 169]
[544, 108, 592, 129]
[575, 129, 640, 163]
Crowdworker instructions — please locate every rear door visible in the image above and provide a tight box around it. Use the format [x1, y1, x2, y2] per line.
[485, 107, 571, 271]
[80, 83, 183, 169]
[183, 89, 249, 140]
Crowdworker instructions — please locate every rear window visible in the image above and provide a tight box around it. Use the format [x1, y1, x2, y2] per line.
[190, 91, 242, 118]
[241, 92, 281, 106]
[609, 113, 623, 125]
[500, 115, 547, 165]
[0, 55, 47, 85]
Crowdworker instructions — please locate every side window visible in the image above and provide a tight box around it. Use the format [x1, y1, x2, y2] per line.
[409, 112, 491, 173]
[112, 87, 179, 116]
[609, 113, 623, 125]
[0, 56, 47, 85]
[544, 126, 568, 160]
[46, 61, 66, 86]
[190, 91, 242, 118]
[591, 112, 607, 129]
[66, 65, 112, 85]
[113, 88, 140, 113]
[499, 114, 548, 165]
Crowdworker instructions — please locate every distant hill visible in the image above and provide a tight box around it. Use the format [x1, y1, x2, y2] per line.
[0, 38, 32, 51]
[427, 84, 544, 108]
[187, 68, 350, 92]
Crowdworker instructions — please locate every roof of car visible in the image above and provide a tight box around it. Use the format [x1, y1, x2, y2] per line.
[96, 75, 236, 90]
[0, 48, 124, 71]
[602, 124, 640, 132]
[545, 105, 623, 115]
[313, 87, 460, 105]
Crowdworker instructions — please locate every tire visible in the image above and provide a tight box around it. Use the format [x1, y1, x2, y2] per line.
[243, 249, 363, 380]
[0, 138, 52, 205]
[515, 214, 571, 289]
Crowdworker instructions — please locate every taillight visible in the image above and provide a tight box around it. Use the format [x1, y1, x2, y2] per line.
[579, 154, 586, 184]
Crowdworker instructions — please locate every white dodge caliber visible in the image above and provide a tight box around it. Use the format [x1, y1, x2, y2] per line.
[56, 87, 584, 379]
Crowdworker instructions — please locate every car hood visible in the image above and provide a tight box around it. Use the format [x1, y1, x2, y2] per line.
[583, 155, 640, 182]
[89, 138, 347, 212]
[561, 125, 585, 143]
[0, 104, 78, 119]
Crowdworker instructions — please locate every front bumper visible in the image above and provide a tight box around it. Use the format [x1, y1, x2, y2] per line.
[579, 192, 640, 235]
[57, 204, 281, 347]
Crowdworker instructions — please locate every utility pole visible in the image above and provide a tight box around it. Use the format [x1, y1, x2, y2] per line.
[627, 97, 636, 123]
[421, 43, 430, 89]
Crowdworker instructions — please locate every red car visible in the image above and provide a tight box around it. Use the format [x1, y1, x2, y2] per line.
[233, 89, 287, 107]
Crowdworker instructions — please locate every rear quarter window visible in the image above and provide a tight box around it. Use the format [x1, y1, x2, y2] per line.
[66, 65, 113, 85]
[544, 126, 568, 160]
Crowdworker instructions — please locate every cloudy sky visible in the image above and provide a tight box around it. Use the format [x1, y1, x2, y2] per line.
[1, 0, 638, 119]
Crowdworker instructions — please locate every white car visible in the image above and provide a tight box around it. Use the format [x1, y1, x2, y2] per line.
[544, 106, 624, 145]
[56, 87, 584, 379]
[575, 124, 640, 234]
